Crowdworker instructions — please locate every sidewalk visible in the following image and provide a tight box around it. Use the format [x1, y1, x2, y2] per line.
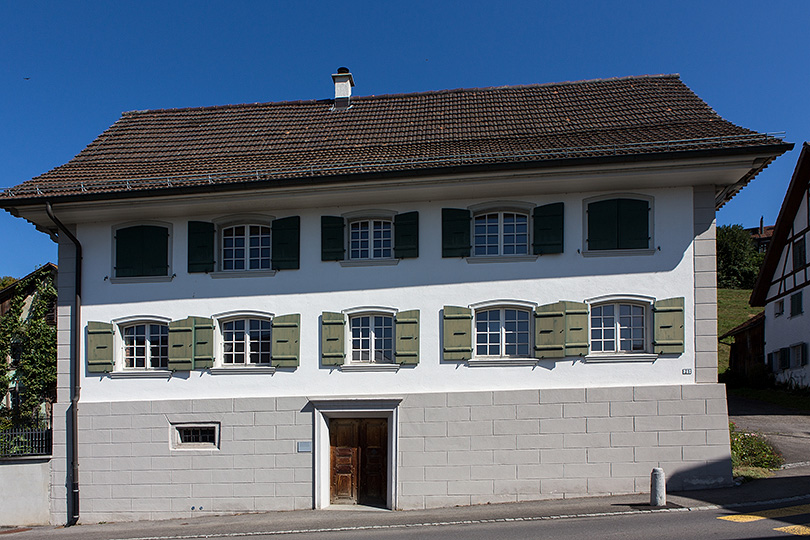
[9, 464, 810, 539]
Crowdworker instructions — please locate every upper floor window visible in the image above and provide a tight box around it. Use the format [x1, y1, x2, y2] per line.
[350, 313, 394, 363]
[222, 224, 272, 271]
[441, 202, 564, 259]
[585, 196, 651, 253]
[221, 317, 272, 366]
[775, 299, 785, 317]
[475, 307, 532, 357]
[793, 237, 806, 270]
[114, 224, 170, 278]
[122, 323, 169, 369]
[187, 216, 300, 274]
[349, 220, 393, 260]
[322, 211, 418, 263]
[590, 302, 647, 353]
[473, 212, 529, 256]
[791, 291, 803, 317]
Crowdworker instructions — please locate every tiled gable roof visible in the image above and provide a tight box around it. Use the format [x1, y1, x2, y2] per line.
[1, 74, 789, 201]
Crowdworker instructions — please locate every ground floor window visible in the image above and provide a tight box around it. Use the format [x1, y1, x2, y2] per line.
[350, 314, 394, 363]
[123, 323, 169, 369]
[590, 303, 646, 353]
[474, 308, 531, 357]
[222, 318, 272, 365]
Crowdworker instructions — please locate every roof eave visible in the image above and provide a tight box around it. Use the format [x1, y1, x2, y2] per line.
[0, 142, 794, 210]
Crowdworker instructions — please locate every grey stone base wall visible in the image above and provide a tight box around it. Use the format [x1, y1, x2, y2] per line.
[65, 384, 731, 523]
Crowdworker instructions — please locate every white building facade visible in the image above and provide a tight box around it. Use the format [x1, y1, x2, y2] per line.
[752, 143, 810, 388]
[1, 73, 793, 523]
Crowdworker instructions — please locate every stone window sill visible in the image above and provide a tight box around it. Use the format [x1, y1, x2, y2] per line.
[208, 366, 276, 374]
[584, 353, 658, 363]
[465, 255, 538, 264]
[339, 259, 400, 267]
[466, 358, 538, 367]
[339, 363, 401, 372]
[108, 370, 172, 379]
[209, 270, 277, 279]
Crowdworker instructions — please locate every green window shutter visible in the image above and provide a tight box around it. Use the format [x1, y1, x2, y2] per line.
[652, 297, 684, 355]
[533, 202, 564, 255]
[442, 306, 472, 361]
[115, 225, 169, 277]
[321, 312, 345, 365]
[395, 309, 419, 365]
[441, 209, 471, 258]
[87, 321, 114, 373]
[168, 318, 194, 371]
[321, 216, 346, 261]
[802, 342, 808, 367]
[188, 221, 215, 273]
[394, 212, 419, 259]
[115, 226, 142, 277]
[191, 317, 214, 369]
[617, 199, 649, 249]
[587, 199, 618, 251]
[534, 302, 565, 359]
[563, 301, 589, 357]
[272, 216, 301, 270]
[272, 314, 300, 368]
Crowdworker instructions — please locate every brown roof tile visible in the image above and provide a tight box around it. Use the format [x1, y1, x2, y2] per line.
[1, 74, 790, 202]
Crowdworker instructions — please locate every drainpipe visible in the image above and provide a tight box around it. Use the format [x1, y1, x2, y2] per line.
[45, 202, 81, 526]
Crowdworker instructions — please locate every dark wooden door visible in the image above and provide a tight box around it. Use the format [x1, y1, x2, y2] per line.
[329, 418, 387, 506]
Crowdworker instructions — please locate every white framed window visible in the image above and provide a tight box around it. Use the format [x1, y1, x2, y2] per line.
[122, 322, 169, 369]
[775, 299, 785, 317]
[221, 224, 272, 271]
[474, 307, 532, 358]
[473, 212, 530, 256]
[350, 313, 394, 363]
[590, 302, 647, 353]
[221, 316, 273, 366]
[349, 219, 393, 260]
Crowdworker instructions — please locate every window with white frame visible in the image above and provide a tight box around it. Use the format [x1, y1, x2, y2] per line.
[349, 219, 393, 260]
[473, 212, 529, 256]
[350, 314, 394, 363]
[221, 224, 271, 271]
[775, 299, 785, 317]
[221, 317, 272, 365]
[590, 303, 647, 353]
[474, 307, 531, 357]
[122, 323, 169, 369]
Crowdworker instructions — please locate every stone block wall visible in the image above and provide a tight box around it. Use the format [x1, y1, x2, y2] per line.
[69, 383, 731, 522]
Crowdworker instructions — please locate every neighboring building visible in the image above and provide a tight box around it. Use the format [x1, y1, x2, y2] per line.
[745, 219, 775, 253]
[0, 72, 793, 524]
[719, 311, 765, 384]
[0, 263, 57, 413]
[752, 143, 810, 388]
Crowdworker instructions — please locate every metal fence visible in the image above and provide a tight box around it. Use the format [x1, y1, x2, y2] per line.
[0, 427, 52, 458]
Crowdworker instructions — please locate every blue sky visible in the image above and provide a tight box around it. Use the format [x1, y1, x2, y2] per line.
[2, 0, 808, 278]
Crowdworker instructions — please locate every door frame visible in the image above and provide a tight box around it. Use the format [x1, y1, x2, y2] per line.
[311, 397, 401, 510]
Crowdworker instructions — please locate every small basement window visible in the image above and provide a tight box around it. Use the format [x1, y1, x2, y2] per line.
[172, 424, 220, 449]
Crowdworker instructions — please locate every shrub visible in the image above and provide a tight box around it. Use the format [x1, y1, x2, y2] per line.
[729, 422, 784, 469]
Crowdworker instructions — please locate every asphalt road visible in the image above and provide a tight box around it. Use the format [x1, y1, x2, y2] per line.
[728, 394, 810, 466]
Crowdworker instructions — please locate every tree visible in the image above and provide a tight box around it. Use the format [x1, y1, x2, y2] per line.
[717, 224, 764, 289]
[0, 273, 56, 426]
[0, 276, 15, 289]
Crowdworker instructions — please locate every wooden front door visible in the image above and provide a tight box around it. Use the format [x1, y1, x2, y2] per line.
[329, 418, 388, 506]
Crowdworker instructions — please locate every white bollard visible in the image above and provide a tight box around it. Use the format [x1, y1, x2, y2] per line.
[650, 467, 666, 506]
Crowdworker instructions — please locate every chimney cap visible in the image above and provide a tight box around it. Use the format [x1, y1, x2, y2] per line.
[332, 68, 355, 88]
[337, 67, 350, 74]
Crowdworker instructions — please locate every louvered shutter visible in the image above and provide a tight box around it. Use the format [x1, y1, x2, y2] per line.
[587, 199, 618, 251]
[321, 216, 346, 261]
[271, 216, 300, 270]
[563, 301, 589, 357]
[441, 209, 471, 257]
[168, 318, 194, 371]
[188, 221, 215, 273]
[534, 302, 565, 359]
[87, 322, 114, 373]
[652, 297, 685, 355]
[395, 310, 419, 365]
[442, 306, 472, 360]
[321, 312, 345, 365]
[115, 226, 142, 277]
[271, 314, 300, 367]
[617, 199, 649, 249]
[191, 317, 214, 368]
[533, 203, 564, 255]
[394, 212, 419, 259]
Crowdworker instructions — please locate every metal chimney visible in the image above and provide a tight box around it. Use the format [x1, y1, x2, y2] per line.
[332, 67, 354, 110]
